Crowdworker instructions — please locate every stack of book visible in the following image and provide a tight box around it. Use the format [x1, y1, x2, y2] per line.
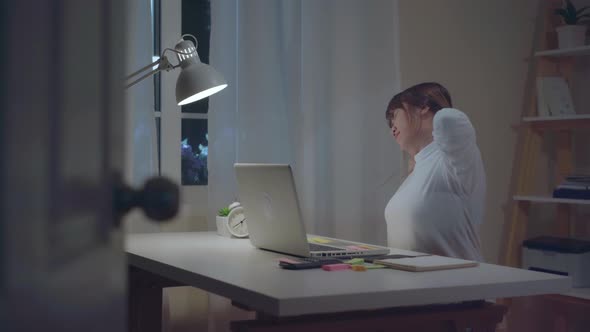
[553, 175, 590, 200]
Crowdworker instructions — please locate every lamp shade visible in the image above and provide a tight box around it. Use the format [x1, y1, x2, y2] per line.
[174, 38, 227, 106]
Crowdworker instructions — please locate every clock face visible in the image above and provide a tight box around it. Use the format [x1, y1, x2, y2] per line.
[226, 206, 248, 238]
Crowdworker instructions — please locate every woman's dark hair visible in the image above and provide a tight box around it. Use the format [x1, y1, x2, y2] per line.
[385, 82, 452, 127]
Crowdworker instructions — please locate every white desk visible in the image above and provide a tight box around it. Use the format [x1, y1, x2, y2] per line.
[126, 232, 570, 331]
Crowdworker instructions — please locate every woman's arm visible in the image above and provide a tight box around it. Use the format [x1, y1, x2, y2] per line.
[433, 108, 477, 174]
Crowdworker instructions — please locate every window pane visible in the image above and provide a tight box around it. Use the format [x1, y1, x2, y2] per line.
[155, 117, 161, 175]
[181, 0, 211, 114]
[181, 119, 208, 185]
[152, 0, 161, 113]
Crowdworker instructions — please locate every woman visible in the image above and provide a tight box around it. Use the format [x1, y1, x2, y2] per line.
[385, 82, 485, 261]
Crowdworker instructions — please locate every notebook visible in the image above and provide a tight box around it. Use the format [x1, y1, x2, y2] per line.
[374, 255, 478, 272]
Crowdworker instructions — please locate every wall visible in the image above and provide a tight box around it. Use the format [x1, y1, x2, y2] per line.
[398, 0, 539, 263]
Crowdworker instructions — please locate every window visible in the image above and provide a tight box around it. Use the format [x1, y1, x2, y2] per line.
[154, 0, 211, 219]
[180, 0, 210, 186]
[181, 120, 208, 185]
[151, 0, 162, 173]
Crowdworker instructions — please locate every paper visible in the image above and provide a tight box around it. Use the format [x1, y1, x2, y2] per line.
[536, 77, 551, 116]
[541, 77, 576, 116]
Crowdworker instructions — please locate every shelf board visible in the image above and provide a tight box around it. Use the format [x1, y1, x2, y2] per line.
[522, 114, 590, 130]
[559, 287, 590, 301]
[513, 195, 590, 205]
[535, 45, 590, 57]
[523, 114, 590, 122]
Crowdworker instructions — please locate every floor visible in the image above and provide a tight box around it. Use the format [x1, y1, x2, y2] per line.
[164, 289, 254, 332]
[504, 296, 590, 332]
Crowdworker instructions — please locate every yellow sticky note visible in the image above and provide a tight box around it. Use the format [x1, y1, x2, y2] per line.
[310, 237, 331, 244]
[344, 258, 365, 265]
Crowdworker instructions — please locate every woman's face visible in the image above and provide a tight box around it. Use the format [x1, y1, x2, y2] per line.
[389, 108, 416, 152]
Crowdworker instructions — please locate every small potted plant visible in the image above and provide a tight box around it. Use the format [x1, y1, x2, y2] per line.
[554, 0, 590, 49]
[216, 206, 232, 237]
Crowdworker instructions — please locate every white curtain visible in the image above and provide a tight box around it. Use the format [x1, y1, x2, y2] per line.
[124, 0, 160, 233]
[208, 0, 402, 330]
[210, 0, 402, 245]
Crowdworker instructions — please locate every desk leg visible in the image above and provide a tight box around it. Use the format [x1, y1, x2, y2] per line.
[128, 266, 184, 332]
[231, 301, 506, 332]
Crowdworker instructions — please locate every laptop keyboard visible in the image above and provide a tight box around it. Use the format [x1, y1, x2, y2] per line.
[308, 242, 345, 252]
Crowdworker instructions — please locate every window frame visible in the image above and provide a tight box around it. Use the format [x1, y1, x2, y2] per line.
[158, 0, 209, 216]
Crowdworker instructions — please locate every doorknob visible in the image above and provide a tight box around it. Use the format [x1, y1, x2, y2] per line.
[113, 173, 180, 227]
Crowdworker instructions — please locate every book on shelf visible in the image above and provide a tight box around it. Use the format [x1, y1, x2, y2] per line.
[560, 180, 590, 188]
[565, 175, 590, 183]
[558, 184, 590, 190]
[554, 174, 590, 200]
[553, 188, 590, 200]
[536, 76, 576, 117]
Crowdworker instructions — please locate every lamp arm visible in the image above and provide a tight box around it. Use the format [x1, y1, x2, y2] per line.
[125, 66, 164, 89]
[125, 56, 174, 89]
[124, 47, 193, 90]
[125, 58, 161, 81]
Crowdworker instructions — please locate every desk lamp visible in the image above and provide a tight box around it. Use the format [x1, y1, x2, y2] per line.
[116, 34, 226, 223]
[125, 34, 227, 105]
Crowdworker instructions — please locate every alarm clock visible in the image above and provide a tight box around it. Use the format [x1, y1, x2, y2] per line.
[225, 202, 249, 238]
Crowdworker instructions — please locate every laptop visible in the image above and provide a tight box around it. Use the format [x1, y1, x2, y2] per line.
[234, 163, 390, 258]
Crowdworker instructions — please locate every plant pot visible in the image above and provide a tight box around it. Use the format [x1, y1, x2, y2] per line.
[556, 25, 587, 49]
[215, 216, 232, 238]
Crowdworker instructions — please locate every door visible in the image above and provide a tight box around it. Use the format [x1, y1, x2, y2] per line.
[2, 1, 127, 331]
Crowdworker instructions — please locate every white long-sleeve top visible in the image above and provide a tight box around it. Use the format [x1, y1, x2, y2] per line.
[385, 108, 485, 261]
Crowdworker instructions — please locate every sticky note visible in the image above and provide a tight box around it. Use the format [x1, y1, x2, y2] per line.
[344, 258, 365, 265]
[310, 237, 331, 244]
[322, 264, 350, 271]
[278, 258, 301, 264]
[346, 245, 368, 251]
[351, 265, 367, 272]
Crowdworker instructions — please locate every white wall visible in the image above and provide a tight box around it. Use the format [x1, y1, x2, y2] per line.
[398, 0, 539, 263]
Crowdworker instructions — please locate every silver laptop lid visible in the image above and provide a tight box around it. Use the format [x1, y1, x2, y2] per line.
[234, 163, 311, 257]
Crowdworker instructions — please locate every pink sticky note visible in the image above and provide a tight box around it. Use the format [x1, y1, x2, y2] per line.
[279, 257, 301, 264]
[322, 264, 351, 271]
